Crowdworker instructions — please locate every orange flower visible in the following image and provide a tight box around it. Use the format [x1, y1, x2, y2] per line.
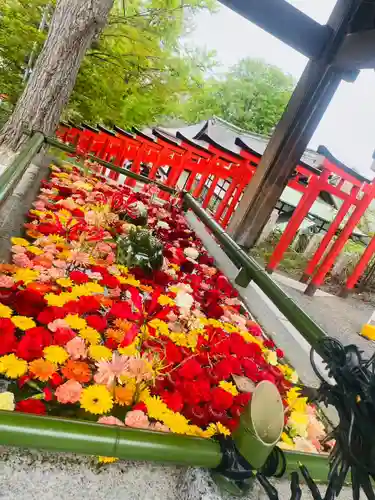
[62, 360, 92, 383]
[33, 256, 53, 268]
[25, 229, 42, 239]
[29, 358, 56, 382]
[114, 319, 131, 330]
[105, 328, 124, 343]
[0, 264, 17, 272]
[114, 384, 135, 406]
[27, 282, 52, 294]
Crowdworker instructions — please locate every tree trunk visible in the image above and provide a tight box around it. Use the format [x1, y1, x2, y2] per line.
[0, 0, 114, 151]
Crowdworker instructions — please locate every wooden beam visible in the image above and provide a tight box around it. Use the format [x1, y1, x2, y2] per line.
[334, 30, 375, 69]
[218, 0, 331, 59]
[227, 0, 362, 249]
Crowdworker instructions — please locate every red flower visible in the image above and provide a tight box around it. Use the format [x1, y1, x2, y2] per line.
[105, 338, 119, 350]
[165, 341, 183, 364]
[17, 327, 52, 361]
[18, 375, 31, 388]
[186, 405, 209, 426]
[78, 295, 100, 314]
[43, 387, 53, 401]
[210, 387, 233, 411]
[205, 302, 224, 319]
[0, 331, 17, 356]
[263, 339, 275, 349]
[234, 393, 251, 407]
[100, 274, 120, 289]
[241, 359, 259, 381]
[69, 271, 89, 284]
[177, 358, 203, 380]
[16, 399, 46, 415]
[86, 315, 107, 332]
[37, 307, 65, 325]
[13, 289, 46, 317]
[161, 391, 184, 413]
[53, 327, 75, 346]
[0, 318, 15, 336]
[276, 348, 284, 358]
[213, 359, 233, 380]
[109, 302, 138, 320]
[50, 373, 64, 388]
[37, 222, 63, 235]
[133, 402, 147, 413]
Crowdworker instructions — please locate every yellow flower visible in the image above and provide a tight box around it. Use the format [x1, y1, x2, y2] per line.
[288, 411, 309, 437]
[0, 303, 12, 318]
[0, 354, 28, 378]
[118, 276, 141, 287]
[44, 346, 69, 365]
[147, 319, 169, 337]
[281, 432, 294, 446]
[118, 341, 138, 356]
[83, 282, 104, 294]
[27, 246, 44, 255]
[65, 314, 87, 331]
[80, 327, 101, 345]
[158, 295, 175, 306]
[80, 385, 113, 415]
[45, 293, 67, 307]
[88, 345, 112, 361]
[11, 237, 29, 247]
[203, 422, 231, 438]
[0, 391, 15, 411]
[219, 381, 239, 396]
[56, 277, 73, 288]
[12, 316, 36, 331]
[48, 234, 66, 244]
[98, 456, 118, 464]
[265, 350, 278, 366]
[13, 268, 39, 284]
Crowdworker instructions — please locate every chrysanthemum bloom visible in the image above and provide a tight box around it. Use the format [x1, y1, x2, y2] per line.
[127, 358, 153, 382]
[79, 327, 101, 345]
[94, 353, 130, 387]
[55, 380, 83, 404]
[80, 385, 113, 415]
[0, 275, 14, 288]
[48, 318, 70, 332]
[11, 316, 36, 331]
[65, 337, 87, 360]
[62, 360, 91, 383]
[29, 358, 56, 382]
[0, 354, 28, 378]
[88, 345, 112, 362]
[125, 410, 150, 429]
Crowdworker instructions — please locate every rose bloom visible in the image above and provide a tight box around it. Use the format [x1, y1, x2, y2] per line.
[65, 337, 87, 360]
[48, 318, 69, 332]
[55, 380, 83, 404]
[13, 253, 33, 268]
[0, 275, 14, 288]
[125, 410, 150, 429]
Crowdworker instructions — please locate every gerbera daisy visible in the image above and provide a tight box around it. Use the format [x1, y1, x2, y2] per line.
[29, 358, 56, 382]
[11, 316, 36, 331]
[43, 345, 69, 365]
[0, 354, 28, 378]
[80, 385, 113, 415]
[62, 360, 92, 383]
[88, 345, 112, 362]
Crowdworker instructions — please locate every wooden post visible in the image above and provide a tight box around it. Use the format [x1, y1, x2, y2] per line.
[226, 0, 362, 249]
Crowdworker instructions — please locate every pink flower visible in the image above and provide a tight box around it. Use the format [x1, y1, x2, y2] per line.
[98, 416, 124, 426]
[53, 260, 68, 269]
[106, 252, 115, 265]
[68, 250, 90, 266]
[44, 244, 57, 254]
[66, 336, 87, 360]
[0, 275, 15, 288]
[48, 318, 69, 332]
[13, 253, 33, 268]
[125, 410, 150, 429]
[96, 242, 112, 254]
[11, 245, 27, 254]
[94, 353, 130, 387]
[32, 201, 46, 210]
[48, 268, 65, 279]
[149, 422, 170, 433]
[108, 287, 121, 298]
[127, 358, 153, 382]
[55, 380, 83, 404]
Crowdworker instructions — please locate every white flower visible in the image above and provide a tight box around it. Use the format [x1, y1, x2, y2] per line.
[175, 291, 194, 311]
[266, 350, 278, 366]
[184, 247, 199, 261]
[156, 221, 170, 230]
[0, 392, 15, 411]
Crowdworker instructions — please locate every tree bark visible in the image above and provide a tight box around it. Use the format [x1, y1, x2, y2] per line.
[0, 0, 114, 151]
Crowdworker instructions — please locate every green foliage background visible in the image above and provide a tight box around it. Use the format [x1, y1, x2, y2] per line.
[0, 0, 295, 135]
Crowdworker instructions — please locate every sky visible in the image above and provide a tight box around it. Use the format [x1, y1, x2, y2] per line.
[188, 0, 375, 178]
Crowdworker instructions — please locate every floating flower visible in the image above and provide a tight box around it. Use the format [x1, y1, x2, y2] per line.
[0, 391, 15, 411]
[124, 410, 150, 429]
[219, 381, 239, 396]
[55, 380, 83, 404]
[0, 275, 15, 288]
[0, 354, 28, 378]
[66, 337, 87, 360]
[62, 360, 91, 383]
[13, 268, 39, 284]
[114, 383, 136, 406]
[88, 345, 112, 362]
[11, 237, 29, 247]
[0, 304, 13, 318]
[94, 353, 130, 386]
[80, 384, 113, 415]
[43, 345, 69, 365]
[79, 327, 101, 345]
[29, 358, 56, 381]
[11, 316, 36, 331]
[64, 314, 87, 331]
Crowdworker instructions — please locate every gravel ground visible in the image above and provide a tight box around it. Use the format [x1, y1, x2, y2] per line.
[277, 282, 375, 357]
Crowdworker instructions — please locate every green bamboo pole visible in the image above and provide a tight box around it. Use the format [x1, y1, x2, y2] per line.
[0, 411, 221, 467]
[183, 194, 328, 358]
[0, 132, 44, 206]
[43, 136, 176, 194]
